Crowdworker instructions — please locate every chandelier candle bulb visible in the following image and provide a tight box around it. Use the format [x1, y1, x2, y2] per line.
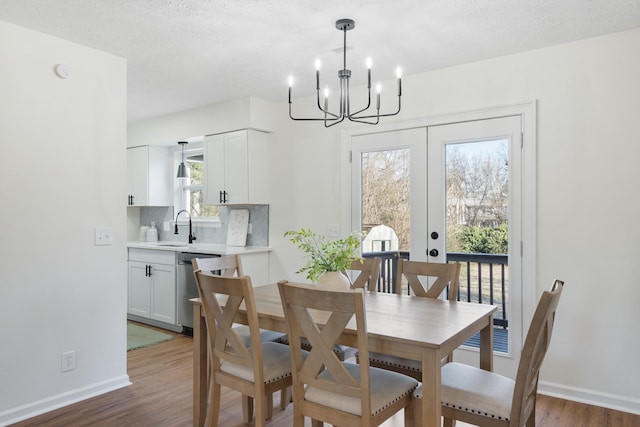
[396, 67, 402, 96]
[323, 86, 329, 110]
[376, 83, 381, 110]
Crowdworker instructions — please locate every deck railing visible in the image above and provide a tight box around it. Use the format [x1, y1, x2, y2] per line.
[362, 250, 509, 328]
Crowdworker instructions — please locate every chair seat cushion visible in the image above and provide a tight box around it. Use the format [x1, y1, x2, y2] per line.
[305, 362, 418, 416]
[414, 362, 515, 421]
[232, 325, 284, 346]
[221, 342, 297, 384]
[275, 334, 357, 361]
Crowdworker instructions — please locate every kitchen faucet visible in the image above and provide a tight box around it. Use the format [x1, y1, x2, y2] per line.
[174, 209, 196, 244]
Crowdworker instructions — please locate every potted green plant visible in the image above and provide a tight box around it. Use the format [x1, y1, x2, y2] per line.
[285, 228, 364, 288]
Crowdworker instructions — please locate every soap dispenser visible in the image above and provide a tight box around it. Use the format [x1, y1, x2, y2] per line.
[146, 221, 158, 242]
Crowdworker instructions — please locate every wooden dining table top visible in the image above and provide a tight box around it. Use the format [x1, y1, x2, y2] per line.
[244, 283, 497, 355]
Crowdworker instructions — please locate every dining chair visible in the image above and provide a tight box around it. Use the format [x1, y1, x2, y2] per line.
[274, 257, 381, 362]
[192, 256, 283, 344]
[410, 279, 565, 427]
[194, 271, 297, 426]
[278, 280, 418, 427]
[362, 259, 461, 381]
[347, 257, 382, 291]
[193, 255, 287, 419]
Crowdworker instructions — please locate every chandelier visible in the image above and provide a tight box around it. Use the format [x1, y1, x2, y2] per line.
[287, 18, 402, 127]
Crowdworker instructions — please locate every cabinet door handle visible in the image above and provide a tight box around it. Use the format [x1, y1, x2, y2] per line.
[147, 265, 152, 276]
[219, 191, 223, 204]
[223, 190, 228, 203]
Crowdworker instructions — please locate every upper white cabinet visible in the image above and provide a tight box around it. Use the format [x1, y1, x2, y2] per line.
[204, 130, 270, 205]
[127, 145, 172, 206]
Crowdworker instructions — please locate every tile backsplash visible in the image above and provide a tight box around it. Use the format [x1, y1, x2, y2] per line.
[138, 205, 269, 246]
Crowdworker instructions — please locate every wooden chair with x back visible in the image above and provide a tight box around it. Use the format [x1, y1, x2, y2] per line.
[274, 257, 382, 362]
[410, 279, 565, 427]
[278, 280, 418, 427]
[363, 259, 462, 380]
[193, 255, 283, 347]
[194, 271, 296, 426]
[347, 257, 382, 291]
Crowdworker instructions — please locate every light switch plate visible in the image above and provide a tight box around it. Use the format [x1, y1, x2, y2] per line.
[95, 227, 113, 246]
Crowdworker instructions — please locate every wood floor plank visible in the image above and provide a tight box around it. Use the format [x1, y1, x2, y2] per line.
[9, 329, 640, 427]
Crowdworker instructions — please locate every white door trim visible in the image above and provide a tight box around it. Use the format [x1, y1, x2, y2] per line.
[341, 100, 537, 349]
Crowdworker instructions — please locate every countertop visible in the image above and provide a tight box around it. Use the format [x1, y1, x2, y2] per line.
[127, 241, 272, 255]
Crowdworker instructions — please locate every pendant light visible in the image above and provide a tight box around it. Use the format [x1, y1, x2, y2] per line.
[176, 141, 189, 179]
[287, 18, 402, 128]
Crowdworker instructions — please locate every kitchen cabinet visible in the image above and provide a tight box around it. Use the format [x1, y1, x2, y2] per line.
[203, 129, 270, 205]
[127, 145, 172, 206]
[128, 248, 177, 330]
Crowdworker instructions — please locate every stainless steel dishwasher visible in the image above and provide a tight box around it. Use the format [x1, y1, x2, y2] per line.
[176, 252, 219, 333]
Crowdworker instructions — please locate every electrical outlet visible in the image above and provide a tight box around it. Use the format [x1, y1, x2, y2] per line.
[95, 227, 113, 246]
[61, 350, 76, 372]
[327, 223, 340, 237]
[163, 221, 170, 231]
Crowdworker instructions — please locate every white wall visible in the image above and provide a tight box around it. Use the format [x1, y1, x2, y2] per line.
[14, 22, 636, 421]
[0, 21, 129, 425]
[268, 29, 640, 413]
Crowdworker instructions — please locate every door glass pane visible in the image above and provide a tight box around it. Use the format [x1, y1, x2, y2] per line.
[445, 139, 510, 352]
[360, 148, 410, 250]
[360, 148, 410, 293]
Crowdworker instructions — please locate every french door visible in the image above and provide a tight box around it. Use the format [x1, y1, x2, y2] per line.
[350, 115, 524, 377]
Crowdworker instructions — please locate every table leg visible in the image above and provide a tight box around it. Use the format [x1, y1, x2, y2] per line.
[193, 304, 208, 427]
[479, 314, 494, 371]
[421, 350, 441, 427]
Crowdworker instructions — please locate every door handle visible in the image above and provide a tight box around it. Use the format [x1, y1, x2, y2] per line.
[429, 249, 439, 257]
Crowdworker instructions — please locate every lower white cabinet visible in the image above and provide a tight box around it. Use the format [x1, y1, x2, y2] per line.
[127, 247, 270, 332]
[128, 249, 176, 327]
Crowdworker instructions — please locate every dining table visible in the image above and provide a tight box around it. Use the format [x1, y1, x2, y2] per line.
[190, 282, 497, 427]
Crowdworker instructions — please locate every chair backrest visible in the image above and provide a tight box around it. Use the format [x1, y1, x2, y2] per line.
[395, 259, 461, 301]
[277, 280, 373, 415]
[510, 279, 564, 426]
[192, 254, 244, 277]
[194, 271, 264, 381]
[347, 257, 381, 291]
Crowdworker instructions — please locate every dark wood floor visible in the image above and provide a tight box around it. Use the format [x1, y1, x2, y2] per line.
[11, 326, 639, 426]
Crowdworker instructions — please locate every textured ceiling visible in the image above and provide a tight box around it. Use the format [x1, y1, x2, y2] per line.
[1, 0, 639, 122]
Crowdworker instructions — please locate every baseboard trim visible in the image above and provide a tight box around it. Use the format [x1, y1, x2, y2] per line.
[0, 375, 131, 427]
[538, 380, 640, 415]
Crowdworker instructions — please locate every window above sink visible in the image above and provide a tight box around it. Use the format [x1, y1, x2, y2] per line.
[174, 141, 221, 225]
